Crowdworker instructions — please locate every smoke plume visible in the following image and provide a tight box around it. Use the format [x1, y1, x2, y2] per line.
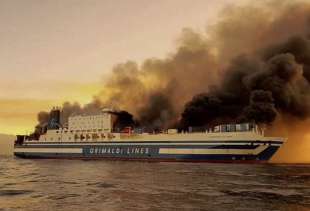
[91, 1, 310, 129]
[180, 1, 310, 128]
[93, 29, 219, 128]
[36, 1, 310, 131]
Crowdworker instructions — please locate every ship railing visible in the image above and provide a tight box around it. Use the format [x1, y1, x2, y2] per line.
[203, 123, 264, 135]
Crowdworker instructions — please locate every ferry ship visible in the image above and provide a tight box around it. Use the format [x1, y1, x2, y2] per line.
[14, 108, 285, 163]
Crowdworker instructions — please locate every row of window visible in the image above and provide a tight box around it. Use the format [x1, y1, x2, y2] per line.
[55, 129, 111, 134]
[211, 124, 253, 133]
[44, 133, 116, 141]
[69, 114, 108, 120]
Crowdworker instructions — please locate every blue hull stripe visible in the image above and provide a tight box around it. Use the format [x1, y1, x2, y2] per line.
[14, 144, 280, 162]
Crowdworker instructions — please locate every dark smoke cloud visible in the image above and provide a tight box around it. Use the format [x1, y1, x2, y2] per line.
[180, 1, 310, 128]
[181, 51, 309, 127]
[30, 111, 49, 139]
[264, 36, 310, 82]
[111, 111, 136, 132]
[241, 90, 277, 124]
[138, 92, 175, 129]
[211, 0, 310, 63]
[37, 111, 49, 126]
[94, 28, 218, 128]
[60, 101, 102, 127]
[35, 0, 310, 131]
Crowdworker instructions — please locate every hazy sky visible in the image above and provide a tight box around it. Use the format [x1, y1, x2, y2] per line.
[0, 0, 246, 134]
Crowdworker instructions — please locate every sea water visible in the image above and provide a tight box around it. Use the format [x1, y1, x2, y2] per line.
[0, 156, 309, 211]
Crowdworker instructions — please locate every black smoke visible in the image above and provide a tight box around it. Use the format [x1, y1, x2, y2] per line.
[33, 1, 310, 131]
[111, 110, 136, 131]
[181, 49, 310, 127]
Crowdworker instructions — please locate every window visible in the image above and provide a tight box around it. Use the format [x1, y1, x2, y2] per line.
[229, 124, 236, 132]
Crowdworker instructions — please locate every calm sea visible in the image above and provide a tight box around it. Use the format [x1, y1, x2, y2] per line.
[0, 156, 309, 211]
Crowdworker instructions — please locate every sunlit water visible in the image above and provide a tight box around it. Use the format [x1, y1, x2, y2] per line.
[0, 156, 309, 211]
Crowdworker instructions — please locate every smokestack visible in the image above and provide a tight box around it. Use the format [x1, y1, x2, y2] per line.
[47, 107, 61, 129]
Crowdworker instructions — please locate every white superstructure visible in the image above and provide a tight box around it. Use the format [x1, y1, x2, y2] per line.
[38, 109, 119, 142]
[68, 113, 114, 132]
[34, 108, 283, 144]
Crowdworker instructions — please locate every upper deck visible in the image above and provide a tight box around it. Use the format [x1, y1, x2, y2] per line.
[14, 108, 285, 145]
[17, 123, 284, 144]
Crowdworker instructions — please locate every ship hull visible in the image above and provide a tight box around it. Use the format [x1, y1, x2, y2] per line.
[14, 140, 282, 163]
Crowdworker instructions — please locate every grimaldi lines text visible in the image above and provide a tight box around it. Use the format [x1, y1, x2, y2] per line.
[14, 108, 285, 163]
[87, 146, 150, 155]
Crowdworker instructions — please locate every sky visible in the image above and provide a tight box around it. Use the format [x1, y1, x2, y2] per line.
[0, 0, 246, 134]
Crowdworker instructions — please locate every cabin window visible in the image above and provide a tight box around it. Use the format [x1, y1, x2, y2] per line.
[220, 125, 227, 132]
[240, 124, 249, 131]
[229, 124, 236, 132]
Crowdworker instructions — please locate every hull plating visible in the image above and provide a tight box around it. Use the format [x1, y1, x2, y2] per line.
[14, 140, 282, 163]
